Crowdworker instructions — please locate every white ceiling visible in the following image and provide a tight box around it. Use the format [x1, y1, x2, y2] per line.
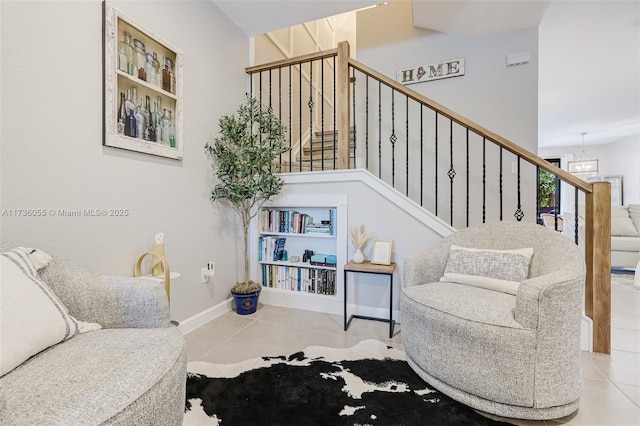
[213, 0, 640, 150]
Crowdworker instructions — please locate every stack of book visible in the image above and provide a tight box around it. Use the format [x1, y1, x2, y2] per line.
[258, 236, 286, 262]
[261, 265, 336, 295]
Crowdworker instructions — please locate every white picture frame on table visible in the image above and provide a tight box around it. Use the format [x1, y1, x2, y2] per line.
[371, 240, 393, 265]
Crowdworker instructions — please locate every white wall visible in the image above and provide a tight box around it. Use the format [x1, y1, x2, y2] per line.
[539, 135, 640, 205]
[355, 0, 540, 227]
[0, 0, 250, 322]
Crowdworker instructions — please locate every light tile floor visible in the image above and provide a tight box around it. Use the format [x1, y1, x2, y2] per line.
[185, 276, 640, 426]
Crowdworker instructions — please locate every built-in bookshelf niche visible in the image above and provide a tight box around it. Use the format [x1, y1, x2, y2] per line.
[251, 194, 347, 314]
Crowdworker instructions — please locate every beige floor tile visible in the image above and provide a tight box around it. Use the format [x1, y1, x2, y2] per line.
[552, 378, 640, 425]
[184, 312, 253, 343]
[199, 319, 297, 364]
[615, 383, 640, 408]
[612, 327, 640, 353]
[256, 305, 323, 330]
[590, 350, 640, 387]
[184, 337, 220, 362]
[344, 315, 403, 344]
[285, 329, 372, 354]
[308, 311, 345, 333]
[580, 352, 608, 381]
[477, 411, 548, 426]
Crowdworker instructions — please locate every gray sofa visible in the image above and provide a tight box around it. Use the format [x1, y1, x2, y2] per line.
[0, 245, 187, 425]
[401, 222, 585, 420]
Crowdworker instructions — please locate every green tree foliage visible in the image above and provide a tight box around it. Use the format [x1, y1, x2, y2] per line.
[206, 96, 289, 290]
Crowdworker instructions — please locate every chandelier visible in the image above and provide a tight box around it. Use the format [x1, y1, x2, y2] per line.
[567, 133, 598, 174]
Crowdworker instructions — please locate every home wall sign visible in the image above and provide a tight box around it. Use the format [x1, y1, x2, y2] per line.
[396, 58, 465, 85]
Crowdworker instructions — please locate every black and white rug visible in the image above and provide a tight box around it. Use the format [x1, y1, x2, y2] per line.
[185, 339, 513, 425]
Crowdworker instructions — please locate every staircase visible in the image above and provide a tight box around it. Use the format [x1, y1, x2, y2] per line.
[280, 129, 355, 172]
[247, 41, 612, 354]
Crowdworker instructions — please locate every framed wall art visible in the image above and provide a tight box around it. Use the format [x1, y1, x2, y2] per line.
[102, 1, 183, 160]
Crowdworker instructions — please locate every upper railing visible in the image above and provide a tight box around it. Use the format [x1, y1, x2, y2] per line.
[246, 41, 611, 354]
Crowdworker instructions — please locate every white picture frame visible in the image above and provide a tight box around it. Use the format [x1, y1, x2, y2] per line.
[102, 1, 183, 160]
[371, 240, 393, 265]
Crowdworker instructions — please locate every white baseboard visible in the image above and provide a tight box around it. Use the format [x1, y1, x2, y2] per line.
[581, 314, 593, 352]
[177, 298, 233, 335]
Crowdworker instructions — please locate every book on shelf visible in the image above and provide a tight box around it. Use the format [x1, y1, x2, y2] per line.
[260, 264, 336, 296]
[262, 208, 336, 235]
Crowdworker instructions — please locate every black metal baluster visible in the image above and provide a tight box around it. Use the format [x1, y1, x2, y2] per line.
[289, 65, 292, 172]
[333, 56, 336, 170]
[378, 81, 382, 179]
[259, 71, 263, 109]
[536, 166, 541, 224]
[482, 137, 486, 223]
[249, 72, 253, 97]
[390, 88, 396, 188]
[299, 62, 302, 167]
[466, 128, 469, 227]
[435, 112, 439, 216]
[321, 58, 325, 171]
[366, 75, 369, 169]
[554, 175, 560, 230]
[268, 69, 272, 114]
[499, 147, 503, 221]
[352, 67, 356, 168]
[278, 68, 282, 167]
[309, 60, 314, 171]
[448, 119, 456, 226]
[514, 157, 524, 221]
[420, 104, 424, 207]
[574, 188, 579, 245]
[406, 96, 409, 197]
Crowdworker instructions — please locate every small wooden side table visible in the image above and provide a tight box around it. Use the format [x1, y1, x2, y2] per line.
[343, 261, 396, 338]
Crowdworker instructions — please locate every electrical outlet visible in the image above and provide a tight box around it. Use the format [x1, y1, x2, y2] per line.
[201, 262, 215, 284]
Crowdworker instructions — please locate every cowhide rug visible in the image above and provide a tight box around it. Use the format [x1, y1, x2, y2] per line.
[185, 339, 513, 425]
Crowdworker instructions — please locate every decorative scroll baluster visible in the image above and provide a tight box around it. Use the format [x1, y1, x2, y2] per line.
[575, 188, 579, 244]
[390, 88, 396, 188]
[466, 128, 469, 227]
[406, 96, 409, 197]
[366, 75, 369, 169]
[288, 65, 292, 172]
[321, 58, 325, 171]
[448, 119, 456, 226]
[514, 157, 524, 221]
[299, 63, 302, 167]
[482, 137, 486, 223]
[308, 61, 314, 171]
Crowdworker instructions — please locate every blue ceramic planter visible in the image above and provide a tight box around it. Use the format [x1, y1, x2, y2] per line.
[231, 290, 261, 315]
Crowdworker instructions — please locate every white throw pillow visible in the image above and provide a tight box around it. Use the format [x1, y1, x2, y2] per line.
[440, 245, 534, 295]
[0, 248, 79, 376]
[611, 206, 638, 237]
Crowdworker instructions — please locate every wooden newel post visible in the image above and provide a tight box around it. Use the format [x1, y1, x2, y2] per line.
[585, 181, 611, 354]
[336, 41, 351, 170]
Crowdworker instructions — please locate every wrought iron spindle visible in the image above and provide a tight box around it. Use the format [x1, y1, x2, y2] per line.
[482, 137, 486, 223]
[514, 157, 524, 221]
[268, 69, 272, 114]
[536, 165, 541, 224]
[352, 67, 356, 168]
[309, 60, 314, 171]
[466, 128, 469, 227]
[390, 88, 396, 188]
[435, 112, 439, 216]
[574, 188, 579, 244]
[420, 104, 424, 207]
[299, 62, 302, 167]
[278, 68, 282, 167]
[321, 58, 325, 171]
[378, 81, 382, 179]
[288, 65, 292, 172]
[366, 75, 369, 169]
[333, 56, 336, 170]
[499, 147, 503, 221]
[554, 175, 561, 230]
[406, 96, 409, 197]
[448, 119, 456, 226]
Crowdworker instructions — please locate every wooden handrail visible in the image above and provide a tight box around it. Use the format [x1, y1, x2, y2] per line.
[246, 48, 338, 74]
[348, 58, 592, 193]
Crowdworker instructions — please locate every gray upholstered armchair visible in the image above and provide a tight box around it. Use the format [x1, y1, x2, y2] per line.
[401, 222, 585, 420]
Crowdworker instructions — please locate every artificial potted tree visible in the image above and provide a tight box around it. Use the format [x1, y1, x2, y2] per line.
[205, 95, 289, 315]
